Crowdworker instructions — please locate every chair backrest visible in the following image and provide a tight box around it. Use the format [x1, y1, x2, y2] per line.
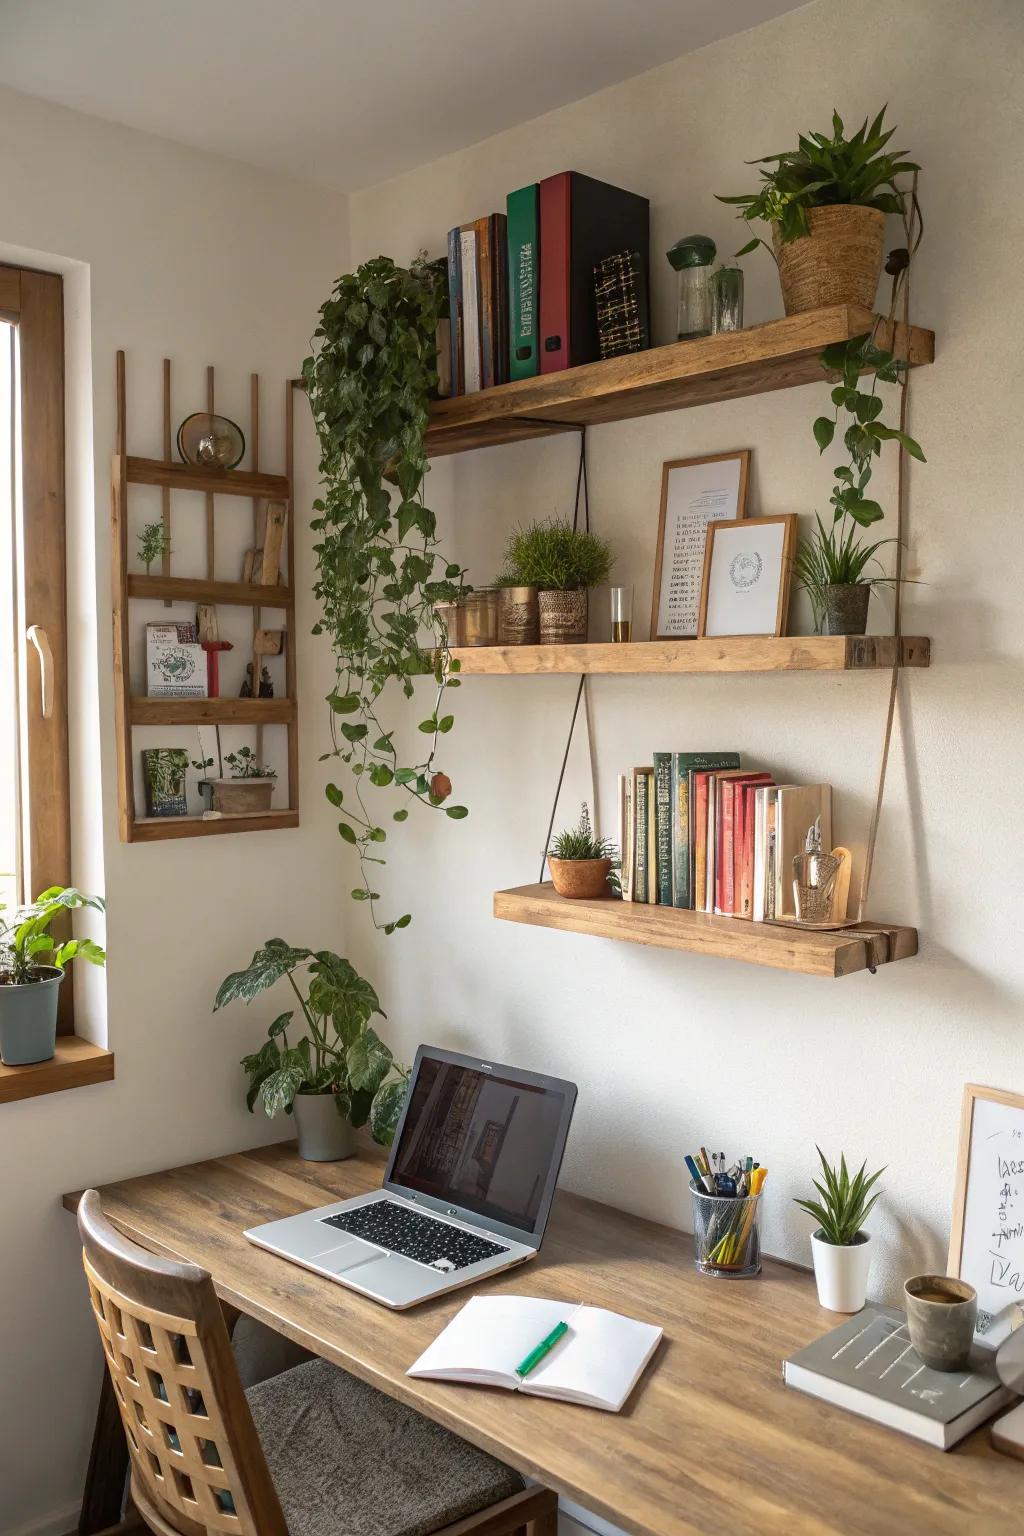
[77, 1190, 287, 1536]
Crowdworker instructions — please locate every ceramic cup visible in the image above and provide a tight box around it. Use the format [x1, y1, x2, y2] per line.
[904, 1274, 978, 1372]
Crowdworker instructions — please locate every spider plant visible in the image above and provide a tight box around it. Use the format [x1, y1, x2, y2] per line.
[549, 803, 617, 862]
[794, 1147, 885, 1247]
[793, 513, 896, 632]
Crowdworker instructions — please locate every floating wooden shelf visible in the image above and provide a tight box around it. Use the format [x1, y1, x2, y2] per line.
[426, 307, 935, 456]
[132, 809, 299, 842]
[124, 455, 289, 499]
[494, 883, 917, 978]
[129, 697, 296, 726]
[0, 1035, 115, 1105]
[449, 635, 930, 676]
[127, 575, 293, 608]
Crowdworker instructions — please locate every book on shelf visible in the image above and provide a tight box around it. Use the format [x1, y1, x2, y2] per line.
[631, 766, 651, 904]
[593, 249, 650, 360]
[716, 773, 772, 917]
[784, 1307, 1011, 1450]
[669, 753, 740, 910]
[653, 753, 673, 907]
[459, 227, 482, 394]
[618, 773, 634, 903]
[506, 183, 539, 381]
[146, 622, 206, 699]
[539, 171, 650, 374]
[447, 215, 510, 397]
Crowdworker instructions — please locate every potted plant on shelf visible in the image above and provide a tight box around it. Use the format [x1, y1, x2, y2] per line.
[795, 1147, 884, 1313]
[717, 108, 918, 315]
[0, 888, 106, 1065]
[547, 804, 618, 900]
[500, 520, 613, 643]
[214, 938, 409, 1161]
[196, 746, 277, 814]
[796, 332, 925, 635]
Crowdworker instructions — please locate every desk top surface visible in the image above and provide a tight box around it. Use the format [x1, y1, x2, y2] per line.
[64, 1141, 1020, 1536]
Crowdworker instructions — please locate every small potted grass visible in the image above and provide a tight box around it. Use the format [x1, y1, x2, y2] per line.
[0, 887, 106, 1064]
[547, 803, 618, 900]
[795, 1146, 885, 1313]
[501, 519, 613, 644]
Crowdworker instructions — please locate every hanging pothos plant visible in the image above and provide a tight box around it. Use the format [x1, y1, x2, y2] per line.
[303, 255, 466, 935]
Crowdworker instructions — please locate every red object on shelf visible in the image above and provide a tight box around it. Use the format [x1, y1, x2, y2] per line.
[200, 639, 233, 698]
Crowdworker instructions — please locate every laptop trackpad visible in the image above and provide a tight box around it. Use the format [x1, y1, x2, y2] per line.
[314, 1239, 388, 1274]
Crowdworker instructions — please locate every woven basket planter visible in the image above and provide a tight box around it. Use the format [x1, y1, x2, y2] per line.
[498, 585, 540, 645]
[538, 590, 588, 644]
[772, 206, 884, 316]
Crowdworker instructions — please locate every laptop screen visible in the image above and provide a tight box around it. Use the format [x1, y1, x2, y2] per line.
[388, 1054, 570, 1237]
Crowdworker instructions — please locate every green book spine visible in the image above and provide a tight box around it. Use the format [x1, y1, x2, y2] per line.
[653, 753, 673, 906]
[672, 752, 741, 909]
[506, 184, 539, 381]
[634, 771, 649, 903]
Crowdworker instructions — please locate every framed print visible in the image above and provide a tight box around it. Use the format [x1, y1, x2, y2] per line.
[697, 514, 796, 639]
[948, 1083, 1024, 1345]
[650, 450, 750, 640]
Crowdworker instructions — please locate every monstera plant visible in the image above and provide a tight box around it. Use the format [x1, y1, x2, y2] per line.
[214, 939, 409, 1146]
[303, 255, 468, 936]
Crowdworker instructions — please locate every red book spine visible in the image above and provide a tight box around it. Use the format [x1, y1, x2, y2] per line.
[720, 781, 736, 916]
[694, 773, 709, 912]
[738, 785, 755, 919]
[539, 172, 571, 374]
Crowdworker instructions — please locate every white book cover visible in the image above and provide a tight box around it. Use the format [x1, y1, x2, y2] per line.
[408, 1295, 662, 1413]
[618, 774, 634, 903]
[460, 230, 481, 394]
[146, 622, 207, 698]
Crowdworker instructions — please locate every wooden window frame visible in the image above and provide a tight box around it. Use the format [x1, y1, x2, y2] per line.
[1, 261, 74, 1031]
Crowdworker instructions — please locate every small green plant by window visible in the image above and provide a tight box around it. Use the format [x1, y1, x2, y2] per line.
[549, 803, 617, 862]
[224, 746, 276, 780]
[0, 887, 106, 986]
[717, 107, 919, 255]
[500, 520, 613, 592]
[137, 521, 171, 575]
[794, 1147, 885, 1247]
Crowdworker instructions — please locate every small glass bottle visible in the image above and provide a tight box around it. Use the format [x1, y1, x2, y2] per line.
[666, 235, 717, 341]
[712, 265, 744, 334]
[610, 586, 633, 642]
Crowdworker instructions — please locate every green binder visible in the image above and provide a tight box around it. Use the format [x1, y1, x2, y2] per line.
[507, 183, 539, 380]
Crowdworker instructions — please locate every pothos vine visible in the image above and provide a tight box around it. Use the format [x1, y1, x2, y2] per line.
[303, 255, 466, 934]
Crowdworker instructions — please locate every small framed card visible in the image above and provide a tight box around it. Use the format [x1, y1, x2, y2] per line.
[697, 514, 796, 639]
[948, 1083, 1024, 1347]
[650, 450, 750, 640]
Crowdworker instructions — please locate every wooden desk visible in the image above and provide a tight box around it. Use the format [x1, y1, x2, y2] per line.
[64, 1142, 1021, 1536]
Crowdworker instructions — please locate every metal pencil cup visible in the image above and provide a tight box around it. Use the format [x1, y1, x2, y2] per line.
[689, 1181, 762, 1278]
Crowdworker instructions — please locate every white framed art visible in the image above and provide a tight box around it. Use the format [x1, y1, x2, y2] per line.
[697, 514, 796, 639]
[649, 450, 750, 640]
[949, 1082, 1024, 1346]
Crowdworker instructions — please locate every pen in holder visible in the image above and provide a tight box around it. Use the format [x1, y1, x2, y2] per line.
[689, 1181, 762, 1279]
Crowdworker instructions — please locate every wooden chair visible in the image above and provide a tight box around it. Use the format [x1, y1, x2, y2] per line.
[78, 1191, 558, 1536]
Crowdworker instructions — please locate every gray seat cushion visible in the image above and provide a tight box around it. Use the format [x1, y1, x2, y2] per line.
[245, 1357, 525, 1536]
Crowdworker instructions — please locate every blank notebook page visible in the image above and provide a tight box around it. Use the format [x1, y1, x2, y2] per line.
[519, 1305, 663, 1410]
[409, 1296, 576, 1383]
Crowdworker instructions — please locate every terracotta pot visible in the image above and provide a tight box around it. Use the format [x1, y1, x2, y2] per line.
[538, 590, 588, 644]
[821, 583, 870, 636]
[209, 778, 275, 814]
[772, 206, 884, 316]
[498, 586, 539, 645]
[548, 856, 612, 900]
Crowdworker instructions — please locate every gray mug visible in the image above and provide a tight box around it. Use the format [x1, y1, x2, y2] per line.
[904, 1274, 978, 1372]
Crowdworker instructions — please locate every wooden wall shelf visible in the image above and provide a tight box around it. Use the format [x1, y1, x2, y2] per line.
[127, 575, 294, 608]
[426, 307, 935, 456]
[124, 455, 289, 499]
[494, 883, 917, 978]
[0, 1036, 114, 1105]
[448, 635, 930, 676]
[132, 810, 299, 842]
[129, 698, 296, 726]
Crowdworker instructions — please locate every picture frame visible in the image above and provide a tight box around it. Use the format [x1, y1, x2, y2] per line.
[649, 450, 750, 641]
[697, 513, 797, 639]
[948, 1082, 1024, 1344]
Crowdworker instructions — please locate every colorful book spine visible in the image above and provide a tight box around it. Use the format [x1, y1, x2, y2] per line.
[493, 212, 509, 385]
[653, 754, 672, 907]
[447, 226, 463, 396]
[538, 171, 571, 374]
[693, 772, 711, 912]
[459, 228, 481, 394]
[618, 773, 634, 903]
[476, 216, 495, 390]
[672, 753, 740, 909]
[718, 779, 737, 917]
[633, 767, 650, 903]
[507, 185, 539, 380]
[646, 771, 658, 908]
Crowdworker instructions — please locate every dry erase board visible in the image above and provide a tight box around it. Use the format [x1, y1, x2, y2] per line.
[949, 1083, 1024, 1345]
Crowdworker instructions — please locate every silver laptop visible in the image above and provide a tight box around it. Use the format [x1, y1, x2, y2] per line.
[245, 1045, 577, 1309]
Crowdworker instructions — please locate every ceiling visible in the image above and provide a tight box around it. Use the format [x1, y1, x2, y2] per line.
[0, 0, 807, 192]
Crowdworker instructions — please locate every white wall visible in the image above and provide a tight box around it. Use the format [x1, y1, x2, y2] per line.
[347, 0, 1024, 1317]
[0, 86, 348, 1535]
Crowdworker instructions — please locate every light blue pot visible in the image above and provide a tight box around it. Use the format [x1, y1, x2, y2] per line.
[0, 966, 63, 1065]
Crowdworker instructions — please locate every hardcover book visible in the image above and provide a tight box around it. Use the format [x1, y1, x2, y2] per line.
[146, 622, 206, 699]
[506, 184, 539, 381]
[653, 753, 673, 907]
[141, 747, 189, 817]
[632, 766, 651, 904]
[459, 227, 482, 394]
[593, 249, 650, 360]
[446, 226, 464, 396]
[670, 753, 740, 909]
[618, 773, 634, 903]
[784, 1307, 1011, 1450]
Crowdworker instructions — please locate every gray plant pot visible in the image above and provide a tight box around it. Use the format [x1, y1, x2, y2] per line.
[0, 966, 63, 1065]
[292, 1091, 354, 1162]
[821, 583, 870, 636]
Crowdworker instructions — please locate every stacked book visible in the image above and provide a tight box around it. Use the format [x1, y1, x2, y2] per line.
[617, 755, 832, 923]
[446, 171, 650, 396]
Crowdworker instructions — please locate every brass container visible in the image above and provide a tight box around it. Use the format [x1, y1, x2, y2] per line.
[498, 585, 539, 645]
[460, 588, 499, 646]
[772, 205, 884, 316]
[435, 600, 463, 647]
[538, 589, 588, 644]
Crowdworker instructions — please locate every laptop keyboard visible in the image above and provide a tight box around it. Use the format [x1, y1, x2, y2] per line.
[321, 1201, 510, 1272]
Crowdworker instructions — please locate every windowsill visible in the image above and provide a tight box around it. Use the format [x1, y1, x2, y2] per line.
[0, 1035, 115, 1104]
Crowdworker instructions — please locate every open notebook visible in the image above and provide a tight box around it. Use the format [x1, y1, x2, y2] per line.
[408, 1295, 663, 1412]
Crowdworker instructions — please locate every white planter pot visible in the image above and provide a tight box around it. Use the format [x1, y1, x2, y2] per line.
[811, 1229, 872, 1313]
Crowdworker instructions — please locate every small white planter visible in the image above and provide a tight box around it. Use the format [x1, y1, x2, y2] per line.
[811, 1229, 872, 1313]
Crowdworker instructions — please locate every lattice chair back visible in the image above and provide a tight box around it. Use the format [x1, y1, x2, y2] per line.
[77, 1190, 287, 1536]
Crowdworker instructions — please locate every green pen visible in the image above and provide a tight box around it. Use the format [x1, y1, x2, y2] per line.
[515, 1320, 569, 1378]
